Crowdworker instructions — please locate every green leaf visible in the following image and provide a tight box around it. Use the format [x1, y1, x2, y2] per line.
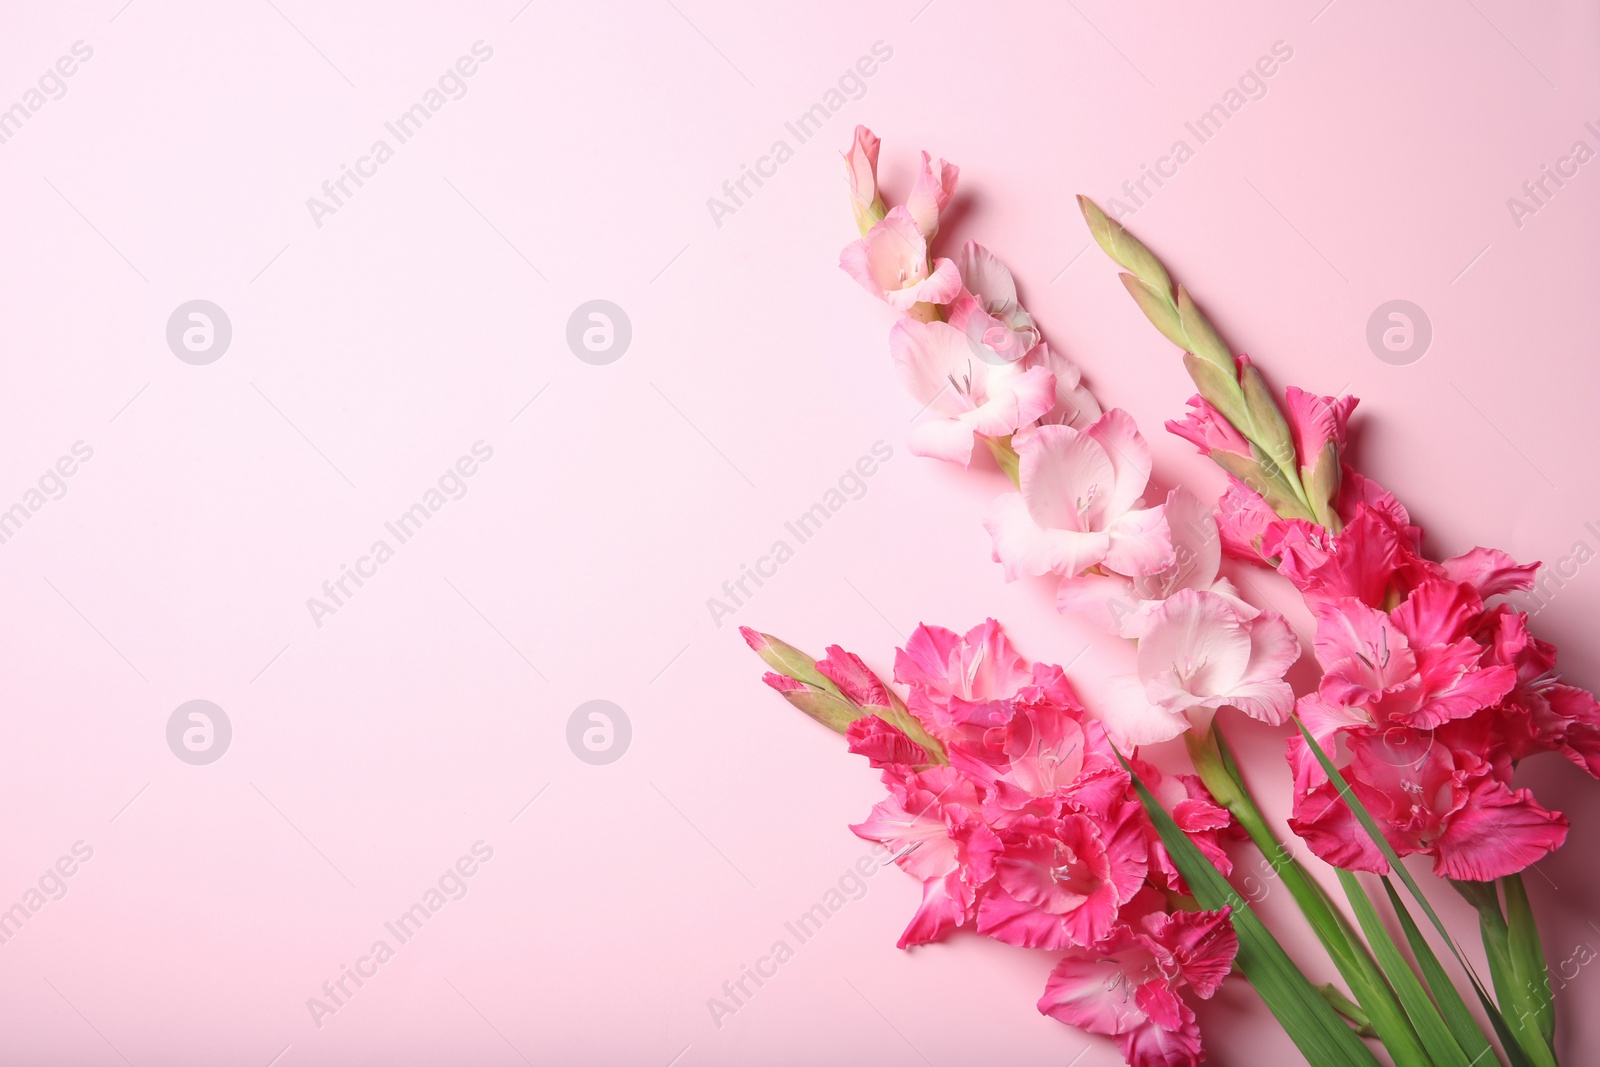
[1503, 875, 1556, 1046]
[1385, 878, 1502, 1067]
[1121, 756, 1383, 1067]
[1338, 869, 1472, 1067]
[1077, 195, 1173, 295]
[1295, 722, 1543, 1067]
[1190, 727, 1428, 1066]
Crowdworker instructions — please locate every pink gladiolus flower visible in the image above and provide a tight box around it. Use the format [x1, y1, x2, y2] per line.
[1214, 477, 1281, 561]
[1106, 589, 1299, 746]
[985, 410, 1174, 582]
[893, 618, 1032, 719]
[1057, 486, 1252, 638]
[840, 205, 963, 310]
[1016, 342, 1104, 441]
[890, 318, 1056, 465]
[1288, 728, 1568, 881]
[843, 125, 884, 234]
[975, 791, 1149, 949]
[906, 151, 959, 239]
[945, 242, 1040, 362]
[850, 765, 1001, 947]
[1038, 908, 1238, 1067]
[1310, 582, 1517, 732]
[1265, 504, 1440, 609]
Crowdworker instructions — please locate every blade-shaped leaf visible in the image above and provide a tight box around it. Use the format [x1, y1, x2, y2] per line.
[1503, 875, 1556, 1047]
[1295, 722, 1543, 1067]
[1123, 761, 1383, 1067]
[1338, 869, 1473, 1067]
[1384, 878, 1502, 1067]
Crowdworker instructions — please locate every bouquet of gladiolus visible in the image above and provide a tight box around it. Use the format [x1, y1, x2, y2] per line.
[742, 125, 1598, 1067]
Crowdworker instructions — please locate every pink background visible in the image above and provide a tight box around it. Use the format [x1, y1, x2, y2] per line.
[1, 1, 1597, 1063]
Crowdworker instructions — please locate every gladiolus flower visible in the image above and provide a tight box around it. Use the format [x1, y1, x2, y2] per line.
[945, 242, 1040, 362]
[839, 205, 963, 310]
[1057, 486, 1251, 638]
[1038, 908, 1238, 1067]
[1102, 589, 1299, 747]
[985, 410, 1174, 581]
[890, 318, 1056, 465]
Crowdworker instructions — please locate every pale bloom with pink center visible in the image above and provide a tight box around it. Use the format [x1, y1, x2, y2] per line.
[1013, 342, 1103, 444]
[1057, 486, 1253, 638]
[1038, 908, 1238, 1067]
[906, 151, 959, 239]
[1102, 589, 1299, 747]
[985, 410, 1174, 583]
[890, 318, 1056, 465]
[839, 205, 963, 311]
[945, 242, 1040, 362]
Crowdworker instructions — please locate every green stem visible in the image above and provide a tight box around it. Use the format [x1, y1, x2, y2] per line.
[1187, 723, 1431, 1064]
[1321, 982, 1378, 1037]
[1455, 879, 1560, 1067]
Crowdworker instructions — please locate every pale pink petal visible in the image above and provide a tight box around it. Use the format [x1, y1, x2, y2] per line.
[957, 241, 1018, 307]
[907, 416, 981, 465]
[1104, 504, 1176, 577]
[1057, 572, 1139, 634]
[1136, 591, 1253, 713]
[1220, 677, 1296, 725]
[1018, 424, 1116, 534]
[963, 364, 1057, 439]
[897, 256, 962, 309]
[985, 492, 1111, 580]
[1019, 342, 1103, 437]
[906, 152, 959, 238]
[1084, 409, 1155, 519]
[1101, 672, 1192, 747]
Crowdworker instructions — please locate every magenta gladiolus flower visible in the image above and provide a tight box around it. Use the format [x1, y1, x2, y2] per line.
[1038, 908, 1238, 1067]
